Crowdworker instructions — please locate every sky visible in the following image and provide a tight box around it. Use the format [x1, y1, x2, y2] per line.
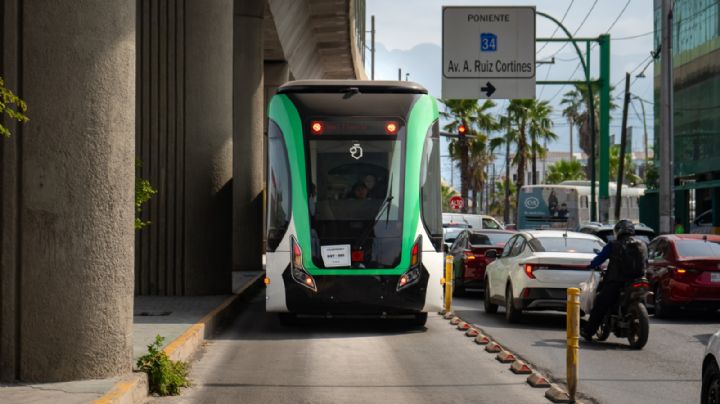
[363, 0, 657, 187]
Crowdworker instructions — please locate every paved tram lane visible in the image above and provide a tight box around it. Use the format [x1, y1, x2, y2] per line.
[152, 289, 545, 404]
[454, 292, 719, 404]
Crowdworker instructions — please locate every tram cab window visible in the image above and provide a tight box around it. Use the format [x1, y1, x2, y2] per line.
[266, 120, 291, 251]
[307, 138, 404, 268]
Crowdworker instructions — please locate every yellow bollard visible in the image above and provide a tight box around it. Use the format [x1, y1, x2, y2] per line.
[444, 255, 453, 313]
[566, 287, 580, 402]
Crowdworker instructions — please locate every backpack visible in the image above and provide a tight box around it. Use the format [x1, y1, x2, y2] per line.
[621, 238, 647, 279]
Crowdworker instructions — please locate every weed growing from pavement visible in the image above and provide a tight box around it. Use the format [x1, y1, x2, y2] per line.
[136, 335, 189, 396]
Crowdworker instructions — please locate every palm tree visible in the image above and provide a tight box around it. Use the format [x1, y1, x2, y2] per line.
[441, 99, 497, 213]
[565, 83, 618, 168]
[560, 88, 582, 161]
[609, 145, 641, 186]
[488, 180, 517, 220]
[545, 159, 586, 184]
[528, 100, 557, 185]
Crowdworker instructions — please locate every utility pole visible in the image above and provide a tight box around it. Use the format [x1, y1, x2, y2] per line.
[660, 0, 674, 234]
[398, 68, 402, 81]
[615, 72, 631, 221]
[504, 127, 511, 225]
[370, 15, 375, 80]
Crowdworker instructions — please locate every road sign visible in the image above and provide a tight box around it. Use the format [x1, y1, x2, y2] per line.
[442, 6, 536, 99]
[449, 196, 464, 211]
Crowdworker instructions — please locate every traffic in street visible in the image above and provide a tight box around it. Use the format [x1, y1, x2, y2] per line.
[455, 292, 718, 404]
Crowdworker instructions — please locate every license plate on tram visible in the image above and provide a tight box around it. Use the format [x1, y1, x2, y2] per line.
[711, 273, 720, 283]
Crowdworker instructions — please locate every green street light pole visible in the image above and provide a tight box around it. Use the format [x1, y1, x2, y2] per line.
[535, 11, 608, 222]
[598, 34, 611, 222]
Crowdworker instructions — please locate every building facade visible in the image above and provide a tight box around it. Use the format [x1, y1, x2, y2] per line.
[653, 0, 720, 232]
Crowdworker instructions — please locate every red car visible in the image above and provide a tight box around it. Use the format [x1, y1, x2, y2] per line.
[646, 234, 720, 317]
[447, 229, 516, 295]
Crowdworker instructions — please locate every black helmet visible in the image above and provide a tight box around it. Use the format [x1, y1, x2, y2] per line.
[613, 219, 635, 239]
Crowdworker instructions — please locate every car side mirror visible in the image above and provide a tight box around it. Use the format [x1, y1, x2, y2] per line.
[485, 250, 498, 259]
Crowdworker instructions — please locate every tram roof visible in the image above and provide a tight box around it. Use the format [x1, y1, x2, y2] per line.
[277, 80, 428, 94]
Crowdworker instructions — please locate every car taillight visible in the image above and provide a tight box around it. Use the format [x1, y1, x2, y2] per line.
[464, 251, 475, 261]
[632, 281, 649, 289]
[523, 263, 536, 279]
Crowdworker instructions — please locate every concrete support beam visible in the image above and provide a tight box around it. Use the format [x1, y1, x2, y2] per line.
[136, 0, 234, 295]
[233, 0, 266, 273]
[0, 0, 135, 381]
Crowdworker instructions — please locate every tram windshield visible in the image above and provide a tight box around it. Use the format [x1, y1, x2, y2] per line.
[307, 138, 404, 269]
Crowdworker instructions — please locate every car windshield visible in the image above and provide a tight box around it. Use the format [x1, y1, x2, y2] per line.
[675, 239, 720, 257]
[471, 232, 513, 245]
[444, 228, 463, 242]
[533, 236, 604, 253]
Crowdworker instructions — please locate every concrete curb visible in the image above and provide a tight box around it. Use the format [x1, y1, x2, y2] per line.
[484, 341, 503, 353]
[456, 321, 470, 330]
[527, 372, 551, 388]
[94, 272, 264, 403]
[495, 350, 516, 363]
[510, 360, 533, 375]
[465, 328, 480, 337]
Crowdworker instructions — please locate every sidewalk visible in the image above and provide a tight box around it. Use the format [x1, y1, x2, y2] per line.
[0, 271, 264, 404]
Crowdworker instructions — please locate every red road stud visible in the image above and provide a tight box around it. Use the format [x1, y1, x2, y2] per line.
[474, 334, 490, 345]
[457, 322, 470, 330]
[527, 372, 551, 388]
[449, 317, 461, 325]
[510, 360, 532, 374]
[496, 350, 516, 363]
[485, 342, 502, 353]
[443, 312, 455, 320]
[465, 328, 480, 337]
[545, 385, 572, 403]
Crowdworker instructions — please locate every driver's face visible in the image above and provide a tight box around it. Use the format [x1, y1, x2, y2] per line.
[354, 187, 368, 199]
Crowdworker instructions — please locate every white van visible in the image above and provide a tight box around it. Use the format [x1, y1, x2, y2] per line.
[442, 213, 504, 230]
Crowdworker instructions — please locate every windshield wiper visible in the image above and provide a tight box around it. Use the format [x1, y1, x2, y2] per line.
[353, 195, 393, 250]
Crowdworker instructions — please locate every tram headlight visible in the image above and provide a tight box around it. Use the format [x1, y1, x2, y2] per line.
[290, 236, 317, 292]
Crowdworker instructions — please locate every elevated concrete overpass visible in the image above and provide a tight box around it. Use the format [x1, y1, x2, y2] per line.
[0, 0, 366, 383]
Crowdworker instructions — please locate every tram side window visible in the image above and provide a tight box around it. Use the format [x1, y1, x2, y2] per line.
[266, 120, 292, 252]
[420, 121, 443, 250]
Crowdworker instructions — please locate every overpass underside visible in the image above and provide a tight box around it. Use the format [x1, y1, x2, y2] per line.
[0, 0, 365, 383]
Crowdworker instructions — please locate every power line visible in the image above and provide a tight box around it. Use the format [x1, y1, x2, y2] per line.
[536, 0, 576, 55]
[547, 0, 599, 59]
[613, 30, 654, 40]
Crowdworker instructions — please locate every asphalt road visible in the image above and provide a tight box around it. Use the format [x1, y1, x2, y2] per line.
[152, 289, 546, 404]
[453, 290, 719, 404]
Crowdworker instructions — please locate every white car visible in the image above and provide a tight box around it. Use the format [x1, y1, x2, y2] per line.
[702, 329, 720, 403]
[484, 230, 605, 323]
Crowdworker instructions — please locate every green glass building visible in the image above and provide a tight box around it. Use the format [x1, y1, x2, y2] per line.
[651, 0, 720, 233]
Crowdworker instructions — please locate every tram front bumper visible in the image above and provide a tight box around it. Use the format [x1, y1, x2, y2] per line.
[281, 265, 429, 314]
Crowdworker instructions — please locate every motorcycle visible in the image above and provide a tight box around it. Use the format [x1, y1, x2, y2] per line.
[593, 272, 651, 350]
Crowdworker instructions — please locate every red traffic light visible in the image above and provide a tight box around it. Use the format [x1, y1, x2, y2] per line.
[458, 124, 467, 135]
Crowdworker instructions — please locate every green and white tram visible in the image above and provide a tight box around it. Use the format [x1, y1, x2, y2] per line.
[265, 80, 444, 325]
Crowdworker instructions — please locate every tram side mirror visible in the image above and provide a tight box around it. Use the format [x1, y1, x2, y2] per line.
[485, 250, 498, 260]
[593, 248, 600, 254]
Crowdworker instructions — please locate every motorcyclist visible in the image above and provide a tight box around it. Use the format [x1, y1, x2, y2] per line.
[581, 219, 648, 341]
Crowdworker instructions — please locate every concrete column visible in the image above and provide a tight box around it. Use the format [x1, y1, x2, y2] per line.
[136, 0, 233, 295]
[233, 0, 265, 272]
[0, 0, 135, 382]
[264, 61, 290, 129]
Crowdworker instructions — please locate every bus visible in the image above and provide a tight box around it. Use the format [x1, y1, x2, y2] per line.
[517, 181, 645, 230]
[265, 80, 443, 325]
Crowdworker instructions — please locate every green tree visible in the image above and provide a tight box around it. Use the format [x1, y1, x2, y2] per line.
[528, 100, 558, 185]
[609, 145, 641, 186]
[560, 88, 582, 160]
[488, 180, 517, 220]
[545, 159, 587, 184]
[0, 76, 29, 138]
[441, 99, 498, 213]
[563, 83, 618, 169]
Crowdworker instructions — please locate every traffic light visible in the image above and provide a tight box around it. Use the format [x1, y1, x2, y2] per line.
[458, 123, 467, 138]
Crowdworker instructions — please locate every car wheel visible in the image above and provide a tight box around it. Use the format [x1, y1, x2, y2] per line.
[703, 359, 720, 404]
[654, 285, 673, 318]
[483, 277, 498, 314]
[505, 283, 522, 323]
